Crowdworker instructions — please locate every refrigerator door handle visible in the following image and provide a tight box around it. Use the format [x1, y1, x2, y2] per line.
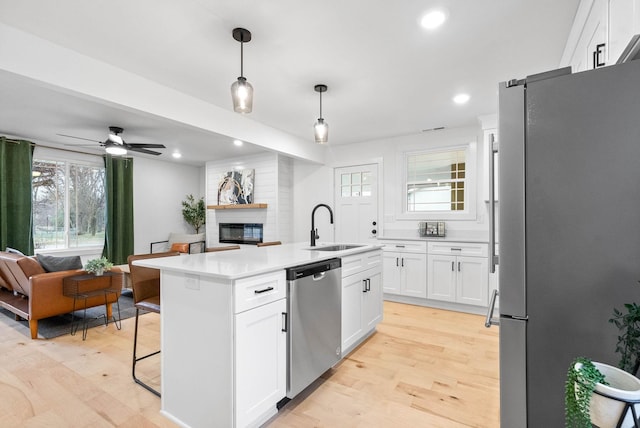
[489, 133, 499, 273]
[485, 289, 500, 328]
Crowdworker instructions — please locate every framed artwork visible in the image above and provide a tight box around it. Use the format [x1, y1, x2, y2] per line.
[217, 169, 255, 205]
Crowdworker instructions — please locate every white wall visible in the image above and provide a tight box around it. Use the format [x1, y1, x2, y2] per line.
[133, 157, 203, 254]
[293, 124, 490, 243]
[292, 161, 335, 244]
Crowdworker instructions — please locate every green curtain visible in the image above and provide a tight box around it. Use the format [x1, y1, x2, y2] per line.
[102, 155, 133, 265]
[0, 137, 34, 255]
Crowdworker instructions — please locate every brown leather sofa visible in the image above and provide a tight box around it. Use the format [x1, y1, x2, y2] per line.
[0, 251, 122, 339]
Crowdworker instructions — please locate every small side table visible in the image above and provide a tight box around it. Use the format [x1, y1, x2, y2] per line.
[63, 272, 122, 340]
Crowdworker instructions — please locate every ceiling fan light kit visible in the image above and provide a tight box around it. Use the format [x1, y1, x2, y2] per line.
[231, 28, 253, 114]
[105, 144, 127, 155]
[314, 84, 328, 144]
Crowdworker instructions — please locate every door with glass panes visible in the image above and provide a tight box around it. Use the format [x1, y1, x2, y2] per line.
[334, 164, 379, 244]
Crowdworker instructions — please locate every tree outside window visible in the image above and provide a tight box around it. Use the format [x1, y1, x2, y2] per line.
[32, 159, 105, 249]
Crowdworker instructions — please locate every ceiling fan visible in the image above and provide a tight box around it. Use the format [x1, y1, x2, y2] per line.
[58, 126, 166, 156]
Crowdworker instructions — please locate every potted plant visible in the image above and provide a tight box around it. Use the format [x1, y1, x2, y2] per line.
[610, 302, 640, 375]
[181, 194, 206, 233]
[566, 356, 607, 427]
[566, 356, 640, 428]
[85, 257, 113, 276]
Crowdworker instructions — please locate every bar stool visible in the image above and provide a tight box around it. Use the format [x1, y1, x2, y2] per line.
[127, 251, 180, 397]
[257, 241, 281, 247]
[205, 245, 241, 252]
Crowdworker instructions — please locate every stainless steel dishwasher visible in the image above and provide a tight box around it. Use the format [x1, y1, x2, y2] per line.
[286, 258, 342, 399]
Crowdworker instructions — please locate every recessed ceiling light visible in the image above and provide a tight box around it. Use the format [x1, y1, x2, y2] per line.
[233, 139, 243, 147]
[421, 10, 447, 30]
[172, 152, 182, 159]
[453, 93, 470, 105]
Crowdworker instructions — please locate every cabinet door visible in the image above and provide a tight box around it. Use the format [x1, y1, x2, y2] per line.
[235, 299, 286, 428]
[362, 270, 383, 331]
[342, 271, 364, 352]
[427, 255, 456, 302]
[400, 253, 427, 298]
[382, 252, 401, 294]
[456, 256, 489, 307]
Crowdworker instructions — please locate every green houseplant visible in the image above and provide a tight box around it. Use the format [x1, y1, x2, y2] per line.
[181, 194, 206, 233]
[610, 302, 640, 375]
[85, 256, 113, 276]
[565, 356, 607, 428]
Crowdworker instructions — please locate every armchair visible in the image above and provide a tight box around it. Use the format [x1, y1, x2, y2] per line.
[150, 232, 205, 254]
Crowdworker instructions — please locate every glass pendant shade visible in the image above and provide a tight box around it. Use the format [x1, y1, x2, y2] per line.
[231, 76, 253, 114]
[314, 118, 329, 144]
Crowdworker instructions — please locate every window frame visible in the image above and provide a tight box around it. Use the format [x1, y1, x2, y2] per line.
[32, 147, 106, 253]
[397, 142, 477, 221]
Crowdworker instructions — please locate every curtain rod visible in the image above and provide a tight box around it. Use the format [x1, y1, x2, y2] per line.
[2, 136, 104, 158]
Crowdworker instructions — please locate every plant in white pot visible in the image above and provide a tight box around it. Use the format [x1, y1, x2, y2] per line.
[85, 257, 113, 276]
[566, 356, 640, 428]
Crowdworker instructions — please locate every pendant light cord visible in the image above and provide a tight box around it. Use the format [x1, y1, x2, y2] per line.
[240, 39, 244, 78]
[319, 90, 323, 119]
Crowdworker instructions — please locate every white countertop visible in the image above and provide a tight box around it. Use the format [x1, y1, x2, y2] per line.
[133, 242, 382, 280]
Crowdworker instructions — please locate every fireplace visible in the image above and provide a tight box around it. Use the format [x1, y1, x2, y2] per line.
[218, 223, 263, 245]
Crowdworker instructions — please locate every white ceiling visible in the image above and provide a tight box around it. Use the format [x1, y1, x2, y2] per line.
[0, 0, 580, 165]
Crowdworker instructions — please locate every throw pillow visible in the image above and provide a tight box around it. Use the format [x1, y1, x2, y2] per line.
[37, 254, 83, 272]
[170, 243, 190, 253]
[17, 257, 46, 278]
[5, 247, 25, 256]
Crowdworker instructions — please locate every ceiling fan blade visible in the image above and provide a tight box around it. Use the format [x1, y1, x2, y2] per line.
[57, 133, 101, 143]
[126, 143, 166, 149]
[127, 146, 162, 156]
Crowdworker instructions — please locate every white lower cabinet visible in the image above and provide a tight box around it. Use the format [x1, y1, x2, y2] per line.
[341, 250, 383, 356]
[382, 241, 427, 298]
[427, 242, 489, 307]
[235, 298, 287, 428]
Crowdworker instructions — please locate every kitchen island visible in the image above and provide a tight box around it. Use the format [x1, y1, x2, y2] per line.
[134, 242, 382, 428]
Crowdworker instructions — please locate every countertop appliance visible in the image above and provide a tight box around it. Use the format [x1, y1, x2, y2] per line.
[285, 258, 342, 398]
[487, 59, 640, 426]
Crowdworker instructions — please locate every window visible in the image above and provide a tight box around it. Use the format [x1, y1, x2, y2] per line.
[406, 148, 467, 213]
[341, 170, 373, 197]
[32, 156, 106, 250]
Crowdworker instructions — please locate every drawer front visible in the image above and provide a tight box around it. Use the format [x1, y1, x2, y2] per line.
[427, 241, 488, 257]
[234, 270, 286, 313]
[381, 240, 427, 253]
[342, 250, 382, 278]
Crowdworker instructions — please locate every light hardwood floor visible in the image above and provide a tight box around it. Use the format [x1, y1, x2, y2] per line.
[0, 302, 499, 427]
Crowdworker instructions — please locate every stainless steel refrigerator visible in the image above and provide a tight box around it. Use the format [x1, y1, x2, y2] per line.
[490, 58, 640, 426]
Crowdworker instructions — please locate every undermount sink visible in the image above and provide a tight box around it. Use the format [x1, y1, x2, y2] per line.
[307, 244, 365, 251]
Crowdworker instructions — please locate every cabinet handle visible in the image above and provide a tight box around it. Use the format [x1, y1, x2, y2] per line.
[451, 261, 455, 271]
[362, 279, 368, 293]
[366, 278, 371, 292]
[458, 262, 461, 272]
[254, 286, 274, 294]
[401, 258, 404, 267]
[281, 312, 288, 332]
[396, 257, 399, 267]
[451, 248, 462, 251]
[395, 245, 405, 248]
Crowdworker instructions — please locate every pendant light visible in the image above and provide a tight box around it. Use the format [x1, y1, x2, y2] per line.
[231, 28, 253, 114]
[314, 84, 328, 144]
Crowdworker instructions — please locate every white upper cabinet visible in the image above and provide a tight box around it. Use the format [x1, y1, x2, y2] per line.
[561, 0, 640, 72]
